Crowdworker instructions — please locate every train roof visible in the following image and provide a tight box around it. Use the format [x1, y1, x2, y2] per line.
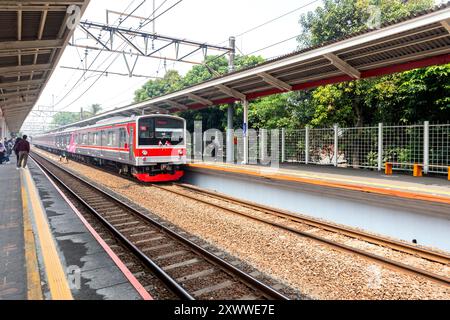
[37, 114, 185, 136]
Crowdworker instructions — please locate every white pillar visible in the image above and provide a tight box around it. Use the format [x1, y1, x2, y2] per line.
[260, 128, 267, 161]
[242, 99, 249, 165]
[305, 126, 310, 164]
[281, 128, 286, 163]
[378, 123, 383, 171]
[333, 124, 339, 167]
[226, 105, 234, 163]
[423, 121, 429, 174]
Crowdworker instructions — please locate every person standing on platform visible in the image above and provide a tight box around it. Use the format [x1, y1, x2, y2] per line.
[0, 141, 10, 164]
[13, 137, 22, 166]
[16, 135, 30, 169]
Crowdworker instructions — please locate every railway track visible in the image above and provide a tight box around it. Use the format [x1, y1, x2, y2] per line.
[152, 183, 450, 287]
[30, 152, 289, 300]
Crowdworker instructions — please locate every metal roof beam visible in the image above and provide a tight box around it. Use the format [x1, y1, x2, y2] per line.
[0, 79, 43, 90]
[0, 63, 51, 74]
[38, 5, 49, 40]
[186, 93, 213, 106]
[17, 6, 22, 41]
[0, 39, 64, 51]
[324, 53, 361, 79]
[0, 49, 52, 58]
[146, 105, 169, 114]
[0, 90, 39, 100]
[2, 1, 85, 4]
[0, 5, 66, 11]
[215, 84, 246, 101]
[1, 96, 35, 104]
[166, 100, 187, 111]
[257, 72, 292, 91]
[441, 20, 450, 33]
[3, 104, 34, 113]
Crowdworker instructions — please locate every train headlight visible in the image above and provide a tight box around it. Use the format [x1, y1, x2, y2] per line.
[178, 150, 183, 156]
[142, 150, 148, 156]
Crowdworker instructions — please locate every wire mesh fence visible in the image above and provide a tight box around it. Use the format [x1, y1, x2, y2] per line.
[382, 125, 424, 171]
[429, 124, 450, 174]
[338, 126, 379, 169]
[186, 122, 450, 175]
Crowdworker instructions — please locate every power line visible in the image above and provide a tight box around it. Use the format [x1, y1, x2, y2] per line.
[56, 0, 186, 112]
[54, 0, 136, 101]
[54, 0, 185, 110]
[244, 34, 299, 57]
[54, 0, 142, 107]
[235, 0, 320, 38]
[200, 0, 320, 69]
[141, 0, 184, 28]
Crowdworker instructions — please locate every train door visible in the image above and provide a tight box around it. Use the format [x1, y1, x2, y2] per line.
[129, 126, 134, 163]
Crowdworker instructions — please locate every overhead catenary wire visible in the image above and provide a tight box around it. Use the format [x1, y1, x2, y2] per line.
[56, 0, 186, 112]
[201, 0, 320, 71]
[53, 0, 146, 107]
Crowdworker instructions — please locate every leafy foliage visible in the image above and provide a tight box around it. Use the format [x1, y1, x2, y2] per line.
[132, 0, 449, 132]
[52, 111, 81, 126]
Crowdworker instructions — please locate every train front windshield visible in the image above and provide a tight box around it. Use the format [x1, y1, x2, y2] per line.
[138, 117, 184, 146]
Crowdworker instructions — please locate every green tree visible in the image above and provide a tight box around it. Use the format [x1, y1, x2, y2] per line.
[52, 111, 81, 126]
[134, 70, 182, 102]
[87, 103, 102, 116]
[293, 0, 449, 127]
[134, 55, 265, 131]
[298, 0, 433, 48]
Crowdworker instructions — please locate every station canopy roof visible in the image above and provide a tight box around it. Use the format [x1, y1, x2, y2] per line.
[0, 0, 91, 132]
[25, 3, 450, 133]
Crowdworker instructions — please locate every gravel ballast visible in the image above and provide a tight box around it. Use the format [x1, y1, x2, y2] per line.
[32, 149, 450, 300]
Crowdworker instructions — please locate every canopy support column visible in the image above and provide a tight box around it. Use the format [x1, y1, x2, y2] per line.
[242, 99, 249, 165]
[226, 104, 234, 163]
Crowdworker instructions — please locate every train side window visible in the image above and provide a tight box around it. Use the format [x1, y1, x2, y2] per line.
[93, 132, 99, 145]
[107, 131, 113, 146]
[112, 130, 118, 147]
[119, 128, 126, 148]
[83, 133, 87, 145]
[101, 131, 106, 146]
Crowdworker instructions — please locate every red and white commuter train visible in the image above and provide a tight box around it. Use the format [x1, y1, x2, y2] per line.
[33, 114, 187, 182]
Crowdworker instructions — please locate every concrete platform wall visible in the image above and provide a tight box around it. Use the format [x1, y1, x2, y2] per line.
[184, 169, 450, 252]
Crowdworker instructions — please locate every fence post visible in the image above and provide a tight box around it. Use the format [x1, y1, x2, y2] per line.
[281, 128, 286, 163]
[423, 121, 429, 174]
[334, 124, 338, 167]
[378, 123, 383, 171]
[260, 128, 267, 161]
[305, 126, 310, 164]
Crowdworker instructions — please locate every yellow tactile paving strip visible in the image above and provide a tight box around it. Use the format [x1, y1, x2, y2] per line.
[21, 168, 73, 300]
[20, 177, 43, 300]
[188, 162, 450, 204]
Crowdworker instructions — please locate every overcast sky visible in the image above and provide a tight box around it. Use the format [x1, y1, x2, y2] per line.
[31, 0, 322, 119]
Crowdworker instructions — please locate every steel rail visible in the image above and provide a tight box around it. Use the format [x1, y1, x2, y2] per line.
[177, 183, 450, 265]
[152, 184, 450, 287]
[30, 152, 289, 300]
[30, 153, 194, 300]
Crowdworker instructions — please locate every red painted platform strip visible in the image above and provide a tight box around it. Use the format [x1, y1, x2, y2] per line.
[34, 162, 153, 300]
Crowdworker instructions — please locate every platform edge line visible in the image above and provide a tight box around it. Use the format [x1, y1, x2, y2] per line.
[22, 168, 73, 300]
[20, 174, 44, 300]
[31, 159, 153, 301]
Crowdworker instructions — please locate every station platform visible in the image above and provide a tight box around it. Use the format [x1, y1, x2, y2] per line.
[0, 156, 149, 300]
[185, 161, 450, 251]
[187, 162, 450, 204]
